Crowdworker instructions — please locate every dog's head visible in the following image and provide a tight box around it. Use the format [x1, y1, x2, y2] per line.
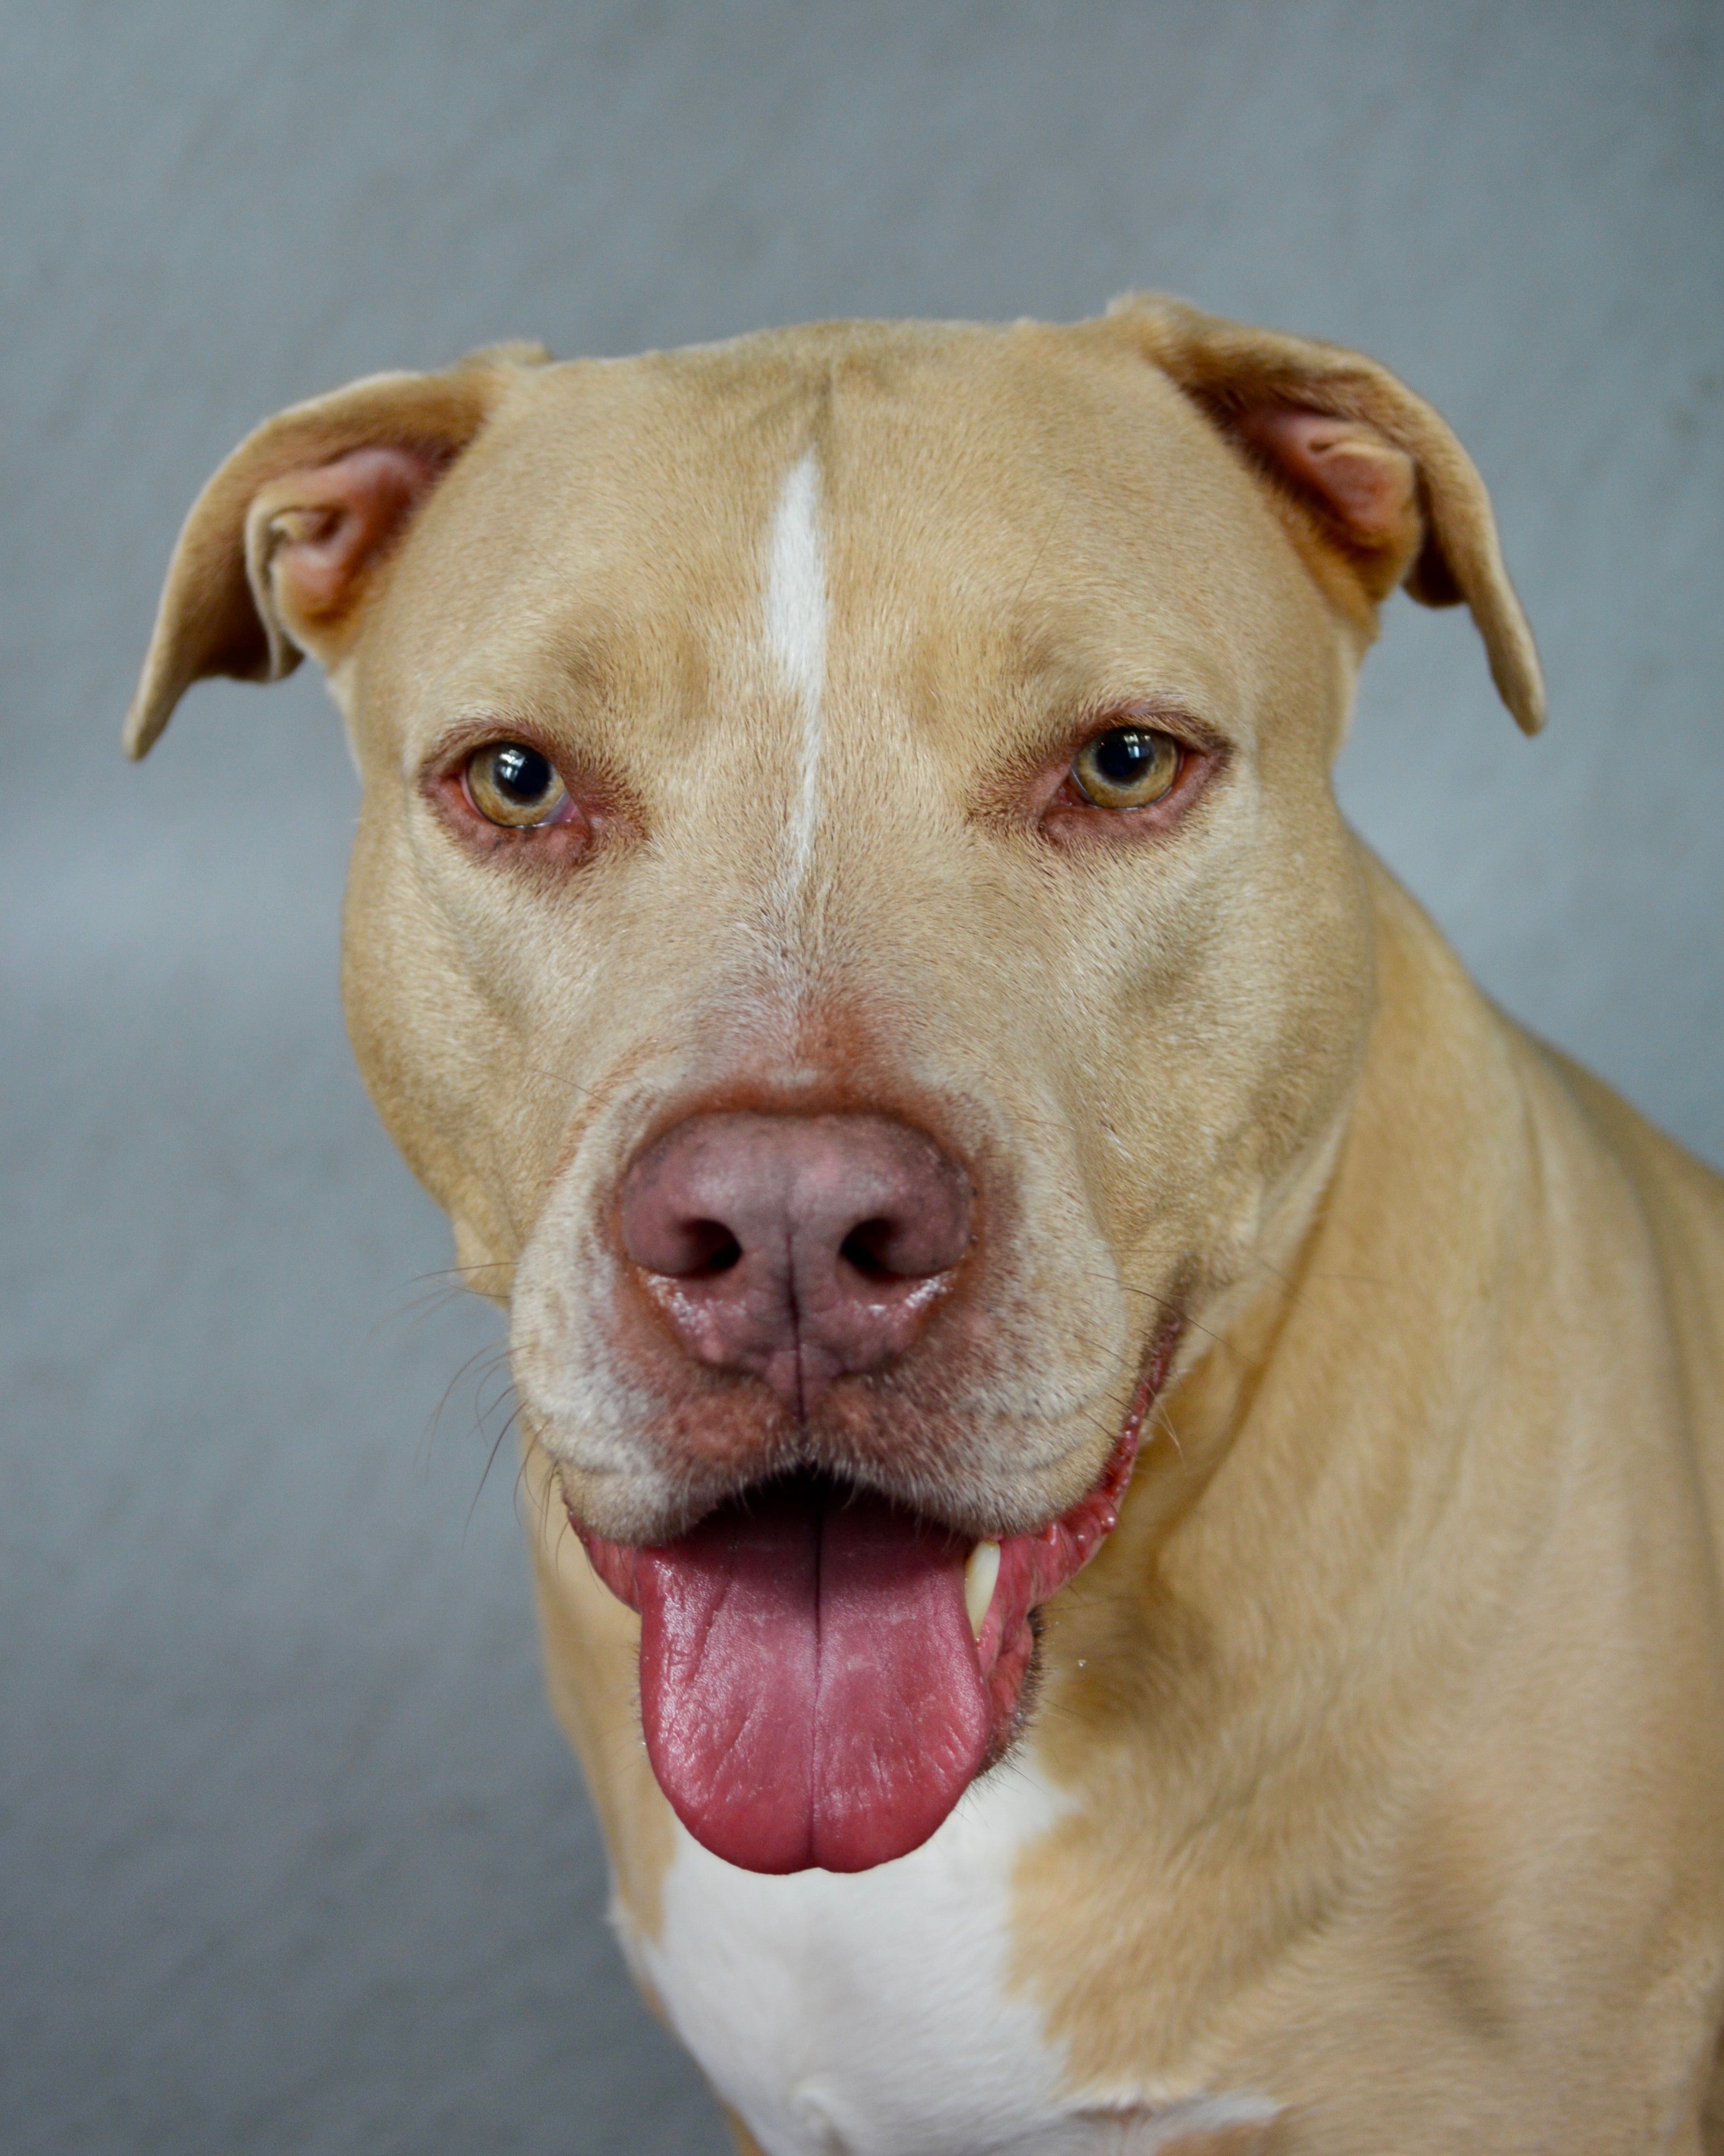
[129, 302, 1539, 1873]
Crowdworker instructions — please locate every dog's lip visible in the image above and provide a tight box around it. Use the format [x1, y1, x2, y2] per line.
[576, 1410, 1139, 1620]
[569, 1319, 1180, 1750]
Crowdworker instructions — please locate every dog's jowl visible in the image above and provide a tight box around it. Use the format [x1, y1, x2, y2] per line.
[129, 301, 1724, 2154]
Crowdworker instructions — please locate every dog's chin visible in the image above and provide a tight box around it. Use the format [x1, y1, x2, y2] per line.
[564, 1329, 1177, 1875]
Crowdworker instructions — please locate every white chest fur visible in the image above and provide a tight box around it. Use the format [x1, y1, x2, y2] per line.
[620, 1761, 1280, 2156]
[624, 1761, 1073, 2155]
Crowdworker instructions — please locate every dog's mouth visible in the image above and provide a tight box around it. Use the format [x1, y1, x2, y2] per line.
[573, 1337, 1173, 1874]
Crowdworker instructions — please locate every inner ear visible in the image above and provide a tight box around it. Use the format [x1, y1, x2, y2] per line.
[1233, 406, 1423, 602]
[245, 442, 446, 665]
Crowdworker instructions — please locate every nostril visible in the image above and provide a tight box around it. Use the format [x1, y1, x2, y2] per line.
[838, 1219, 903, 1282]
[675, 1221, 743, 1278]
[836, 1216, 931, 1276]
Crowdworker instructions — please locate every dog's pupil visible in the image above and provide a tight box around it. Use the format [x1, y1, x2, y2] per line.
[493, 744, 550, 802]
[1095, 729, 1152, 782]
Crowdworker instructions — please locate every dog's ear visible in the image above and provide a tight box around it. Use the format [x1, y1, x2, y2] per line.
[123, 341, 551, 759]
[1110, 294, 1544, 735]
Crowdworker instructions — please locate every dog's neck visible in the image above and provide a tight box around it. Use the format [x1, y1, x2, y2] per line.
[1035, 845, 1542, 1750]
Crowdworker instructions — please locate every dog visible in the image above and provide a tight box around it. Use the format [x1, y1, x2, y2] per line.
[127, 298, 1724, 2153]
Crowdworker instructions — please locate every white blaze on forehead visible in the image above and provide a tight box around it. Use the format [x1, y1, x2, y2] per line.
[763, 449, 828, 888]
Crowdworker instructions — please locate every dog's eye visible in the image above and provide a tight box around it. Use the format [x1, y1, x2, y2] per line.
[464, 743, 568, 827]
[1071, 727, 1183, 810]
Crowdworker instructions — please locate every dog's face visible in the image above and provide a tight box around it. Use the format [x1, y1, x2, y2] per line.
[129, 303, 1539, 1873]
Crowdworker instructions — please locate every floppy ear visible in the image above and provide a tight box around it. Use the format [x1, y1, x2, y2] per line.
[1110, 294, 1545, 735]
[123, 341, 551, 759]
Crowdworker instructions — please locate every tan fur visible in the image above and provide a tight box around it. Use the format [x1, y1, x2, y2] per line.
[128, 299, 1722, 2151]
[726, 2110, 772, 2156]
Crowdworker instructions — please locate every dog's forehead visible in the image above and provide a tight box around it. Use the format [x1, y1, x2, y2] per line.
[373, 317, 1291, 753]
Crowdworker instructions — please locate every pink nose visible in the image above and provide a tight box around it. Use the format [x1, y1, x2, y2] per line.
[619, 1112, 974, 1414]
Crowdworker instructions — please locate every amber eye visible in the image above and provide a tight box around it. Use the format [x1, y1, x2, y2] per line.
[1071, 726, 1183, 810]
[464, 742, 568, 827]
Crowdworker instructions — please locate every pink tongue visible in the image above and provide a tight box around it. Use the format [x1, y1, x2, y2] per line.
[634, 1479, 990, 1873]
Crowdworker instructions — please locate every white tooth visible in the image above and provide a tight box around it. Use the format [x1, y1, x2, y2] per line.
[964, 1541, 1001, 1640]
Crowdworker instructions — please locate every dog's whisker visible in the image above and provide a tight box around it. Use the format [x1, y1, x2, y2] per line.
[462, 1397, 530, 1541]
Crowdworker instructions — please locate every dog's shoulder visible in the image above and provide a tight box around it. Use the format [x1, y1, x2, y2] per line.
[1533, 1036, 1724, 1533]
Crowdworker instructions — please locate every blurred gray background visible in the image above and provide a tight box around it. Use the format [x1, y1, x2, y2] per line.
[1, 3, 1719, 2151]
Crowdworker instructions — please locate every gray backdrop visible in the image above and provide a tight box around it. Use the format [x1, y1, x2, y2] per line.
[2, 4, 1719, 2152]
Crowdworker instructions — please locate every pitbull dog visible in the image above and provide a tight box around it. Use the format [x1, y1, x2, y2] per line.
[127, 299, 1724, 2153]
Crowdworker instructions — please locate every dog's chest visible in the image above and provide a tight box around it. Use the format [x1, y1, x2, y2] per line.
[622, 1765, 1087, 2156]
